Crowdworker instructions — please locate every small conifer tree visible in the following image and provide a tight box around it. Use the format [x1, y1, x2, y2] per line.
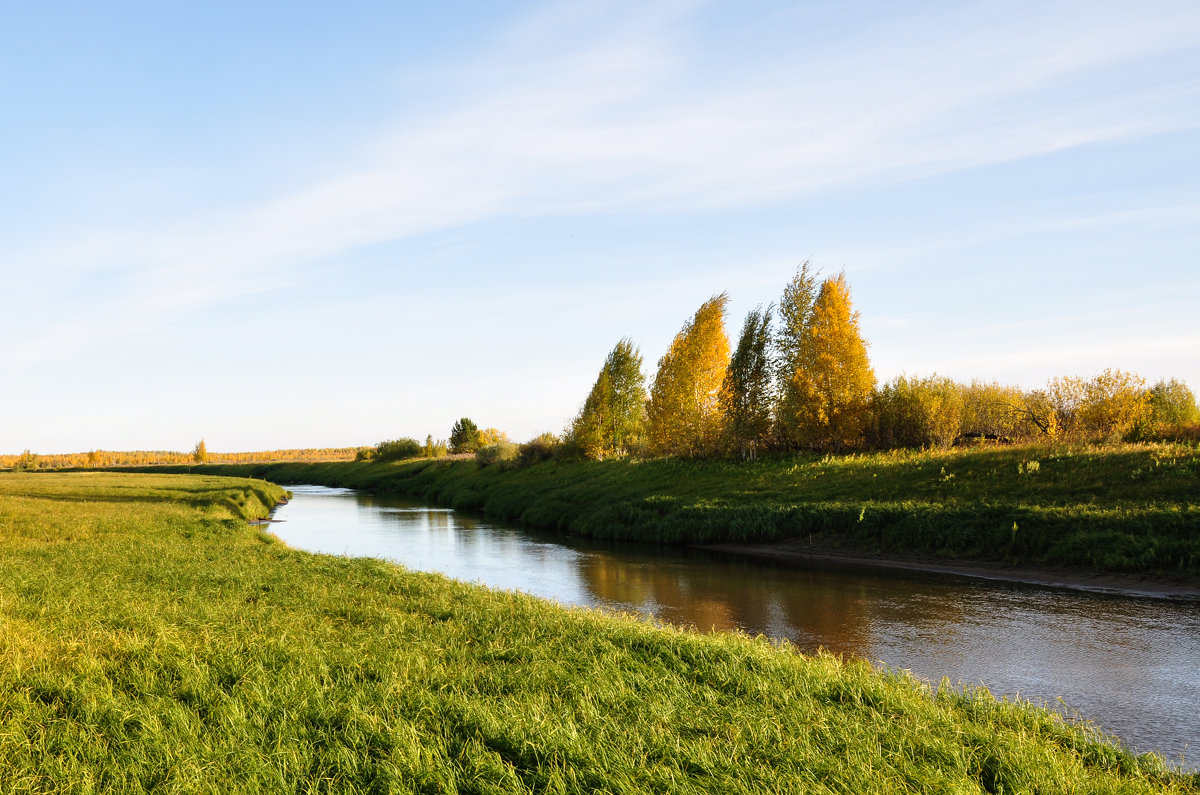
[192, 439, 208, 463]
[449, 418, 480, 453]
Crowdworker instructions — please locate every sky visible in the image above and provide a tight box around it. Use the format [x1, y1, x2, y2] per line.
[2, 0, 1198, 453]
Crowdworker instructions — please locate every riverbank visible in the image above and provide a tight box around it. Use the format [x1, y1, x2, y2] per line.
[0, 471, 1194, 792]
[701, 539, 1200, 600]
[140, 442, 1200, 590]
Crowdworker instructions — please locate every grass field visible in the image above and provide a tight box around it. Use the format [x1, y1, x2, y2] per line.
[157, 441, 1200, 575]
[0, 471, 1195, 792]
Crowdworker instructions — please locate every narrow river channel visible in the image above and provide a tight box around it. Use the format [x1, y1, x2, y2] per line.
[269, 485, 1199, 768]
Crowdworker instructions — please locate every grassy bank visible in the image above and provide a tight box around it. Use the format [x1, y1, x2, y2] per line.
[0, 471, 1195, 792]
[160, 442, 1200, 576]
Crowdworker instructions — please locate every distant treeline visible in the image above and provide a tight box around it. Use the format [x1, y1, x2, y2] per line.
[0, 446, 361, 471]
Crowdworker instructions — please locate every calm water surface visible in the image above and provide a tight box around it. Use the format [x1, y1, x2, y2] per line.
[270, 485, 1199, 768]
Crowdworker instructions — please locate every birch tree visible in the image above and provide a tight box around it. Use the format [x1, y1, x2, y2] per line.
[647, 294, 731, 456]
[786, 275, 875, 451]
[569, 338, 647, 459]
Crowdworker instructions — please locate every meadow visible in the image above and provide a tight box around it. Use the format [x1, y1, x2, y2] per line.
[0, 471, 1194, 793]
[162, 441, 1200, 576]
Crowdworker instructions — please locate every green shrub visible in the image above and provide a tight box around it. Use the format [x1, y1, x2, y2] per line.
[518, 433, 562, 466]
[1148, 379, 1199, 429]
[1148, 422, 1200, 444]
[867, 375, 963, 449]
[373, 438, 423, 462]
[421, 435, 448, 458]
[476, 442, 519, 466]
[960, 382, 1043, 440]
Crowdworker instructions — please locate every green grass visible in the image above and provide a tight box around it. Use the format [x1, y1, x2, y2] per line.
[159, 442, 1200, 575]
[1, 471, 1195, 792]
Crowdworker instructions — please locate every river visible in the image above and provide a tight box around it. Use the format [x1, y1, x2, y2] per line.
[268, 484, 1199, 768]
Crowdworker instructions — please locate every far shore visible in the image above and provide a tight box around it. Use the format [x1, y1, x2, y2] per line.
[697, 539, 1200, 601]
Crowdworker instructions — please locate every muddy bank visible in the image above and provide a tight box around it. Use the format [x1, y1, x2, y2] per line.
[698, 538, 1200, 600]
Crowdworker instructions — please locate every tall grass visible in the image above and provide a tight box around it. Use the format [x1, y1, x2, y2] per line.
[0, 471, 1193, 792]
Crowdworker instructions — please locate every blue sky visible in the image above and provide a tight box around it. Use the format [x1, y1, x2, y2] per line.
[3, 0, 1198, 453]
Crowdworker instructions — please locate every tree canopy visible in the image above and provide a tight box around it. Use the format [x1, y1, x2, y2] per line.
[1148, 378, 1199, 428]
[720, 305, 774, 459]
[569, 339, 647, 459]
[553, 263, 1194, 457]
[647, 294, 731, 457]
[775, 261, 819, 447]
[785, 275, 875, 451]
[449, 418, 480, 454]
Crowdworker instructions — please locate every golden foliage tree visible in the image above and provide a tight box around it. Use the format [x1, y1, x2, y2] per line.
[647, 294, 731, 456]
[476, 428, 510, 446]
[1046, 369, 1149, 441]
[192, 439, 208, 463]
[785, 275, 875, 451]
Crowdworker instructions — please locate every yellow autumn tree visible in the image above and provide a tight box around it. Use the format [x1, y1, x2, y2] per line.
[647, 294, 731, 456]
[786, 275, 875, 451]
[476, 428, 510, 446]
[1046, 369, 1149, 441]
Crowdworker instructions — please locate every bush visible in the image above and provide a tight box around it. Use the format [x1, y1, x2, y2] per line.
[421, 435, 448, 458]
[1047, 370, 1149, 442]
[867, 375, 963, 449]
[1147, 379, 1199, 429]
[373, 438, 423, 462]
[476, 442, 519, 466]
[13, 450, 40, 471]
[518, 433, 561, 466]
[1146, 422, 1200, 444]
[960, 382, 1037, 440]
[477, 427, 510, 446]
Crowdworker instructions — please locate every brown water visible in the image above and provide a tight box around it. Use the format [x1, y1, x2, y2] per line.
[270, 485, 1200, 768]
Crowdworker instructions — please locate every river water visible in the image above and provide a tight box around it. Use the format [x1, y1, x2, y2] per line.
[269, 485, 1199, 768]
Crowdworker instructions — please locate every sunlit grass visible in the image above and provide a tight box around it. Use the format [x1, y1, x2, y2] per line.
[171, 441, 1200, 573]
[0, 471, 1194, 792]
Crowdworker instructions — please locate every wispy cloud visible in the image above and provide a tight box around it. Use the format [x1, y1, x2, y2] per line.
[6, 0, 1199, 365]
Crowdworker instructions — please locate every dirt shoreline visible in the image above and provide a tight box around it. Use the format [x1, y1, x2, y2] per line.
[696, 539, 1200, 601]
